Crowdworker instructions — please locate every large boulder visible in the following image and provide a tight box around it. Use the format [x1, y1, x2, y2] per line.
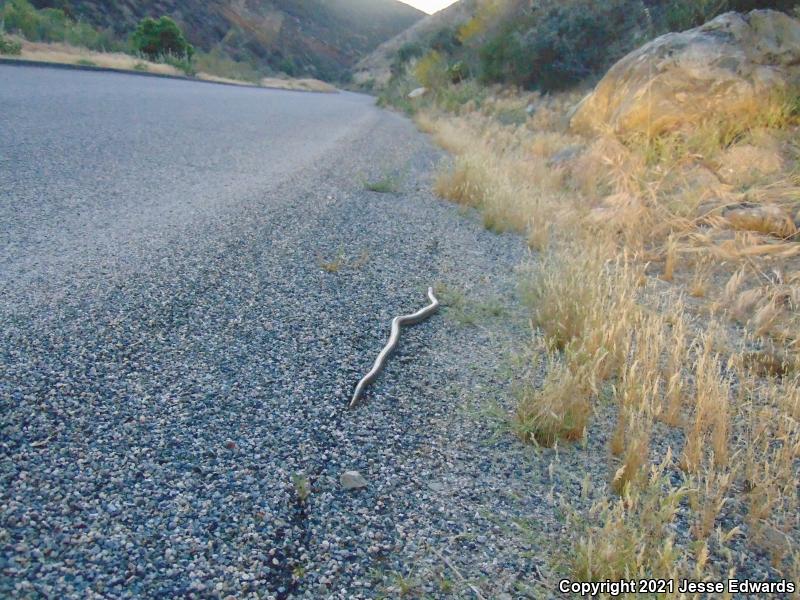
[570, 10, 800, 136]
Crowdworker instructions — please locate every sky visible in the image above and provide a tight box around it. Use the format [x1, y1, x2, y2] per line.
[397, 0, 460, 14]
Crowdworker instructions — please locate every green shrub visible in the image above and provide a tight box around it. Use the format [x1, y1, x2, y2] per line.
[397, 42, 424, 64]
[0, 33, 22, 55]
[429, 26, 462, 54]
[376, 73, 419, 115]
[391, 41, 424, 76]
[277, 56, 297, 76]
[1, 0, 40, 40]
[657, 0, 800, 31]
[194, 48, 262, 82]
[131, 16, 193, 61]
[480, 0, 644, 91]
[0, 0, 120, 51]
[447, 60, 469, 84]
[415, 50, 449, 89]
[160, 52, 195, 76]
[435, 79, 487, 113]
[65, 21, 117, 51]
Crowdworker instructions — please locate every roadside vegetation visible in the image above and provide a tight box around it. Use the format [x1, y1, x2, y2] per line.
[365, 174, 402, 194]
[376, 0, 800, 593]
[0, 0, 333, 89]
[0, 31, 21, 55]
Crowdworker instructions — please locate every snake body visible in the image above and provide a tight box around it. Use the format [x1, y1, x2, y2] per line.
[349, 287, 440, 408]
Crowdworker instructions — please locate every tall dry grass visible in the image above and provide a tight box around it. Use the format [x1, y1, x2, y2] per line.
[417, 85, 800, 584]
[6, 38, 337, 93]
[12, 38, 182, 75]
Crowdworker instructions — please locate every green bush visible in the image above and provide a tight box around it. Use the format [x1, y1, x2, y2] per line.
[397, 42, 424, 64]
[160, 52, 195, 76]
[131, 16, 193, 61]
[276, 56, 297, 76]
[0, 33, 22, 55]
[429, 26, 462, 54]
[435, 79, 487, 113]
[0, 0, 120, 51]
[480, 0, 644, 91]
[1, 0, 40, 40]
[391, 41, 424, 76]
[447, 61, 469, 84]
[415, 50, 450, 89]
[194, 48, 263, 82]
[64, 20, 117, 51]
[376, 73, 419, 115]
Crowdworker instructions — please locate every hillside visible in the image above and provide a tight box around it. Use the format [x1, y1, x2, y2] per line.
[29, 0, 425, 80]
[353, 0, 482, 87]
[357, 0, 800, 91]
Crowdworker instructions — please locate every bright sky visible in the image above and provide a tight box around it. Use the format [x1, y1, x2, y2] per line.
[398, 0, 460, 14]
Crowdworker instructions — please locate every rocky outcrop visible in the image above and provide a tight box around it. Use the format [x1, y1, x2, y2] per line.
[571, 10, 800, 136]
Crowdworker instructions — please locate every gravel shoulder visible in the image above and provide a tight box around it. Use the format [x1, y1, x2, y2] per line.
[0, 66, 558, 598]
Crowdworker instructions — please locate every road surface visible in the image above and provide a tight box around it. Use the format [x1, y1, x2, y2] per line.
[0, 65, 533, 598]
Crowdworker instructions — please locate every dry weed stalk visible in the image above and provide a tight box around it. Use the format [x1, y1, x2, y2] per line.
[688, 460, 736, 540]
[662, 305, 688, 427]
[682, 338, 730, 472]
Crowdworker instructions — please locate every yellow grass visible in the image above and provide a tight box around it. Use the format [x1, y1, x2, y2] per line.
[260, 77, 337, 93]
[5, 38, 338, 93]
[12, 39, 181, 75]
[513, 352, 593, 447]
[417, 83, 800, 584]
[197, 72, 257, 86]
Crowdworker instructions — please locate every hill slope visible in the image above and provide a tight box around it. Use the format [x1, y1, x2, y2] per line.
[356, 0, 800, 91]
[354, 0, 481, 87]
[30, 0, 425, 80]
[353, 0, 522, 87]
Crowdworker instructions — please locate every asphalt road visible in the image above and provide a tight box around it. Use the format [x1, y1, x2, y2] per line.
[0, 65, 531, 598]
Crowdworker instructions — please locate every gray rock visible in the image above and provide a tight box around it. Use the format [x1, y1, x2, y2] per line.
[340, 471, 368, 490]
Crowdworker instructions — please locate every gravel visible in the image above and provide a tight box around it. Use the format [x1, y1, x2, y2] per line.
[0, 65, 545, 598]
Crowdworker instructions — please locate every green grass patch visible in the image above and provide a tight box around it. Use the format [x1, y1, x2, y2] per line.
[364, 174, 401, 193]
[0, 34, 22, 56]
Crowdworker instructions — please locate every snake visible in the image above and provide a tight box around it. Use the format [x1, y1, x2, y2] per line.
[349, 287, 440, 408]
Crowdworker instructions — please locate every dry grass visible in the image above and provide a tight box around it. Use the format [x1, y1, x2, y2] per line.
[11, 38, 182, 75]
[570, 452, 686, 584]
[260, 77, 337, 93]
[418, 84, 800, 584]
[513, 353, 592, 447]
[4, 37, 337, 93]
[196, 73, 257, 86]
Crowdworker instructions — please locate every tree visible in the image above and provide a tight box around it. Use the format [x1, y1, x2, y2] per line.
[131, 16, 193, 60]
